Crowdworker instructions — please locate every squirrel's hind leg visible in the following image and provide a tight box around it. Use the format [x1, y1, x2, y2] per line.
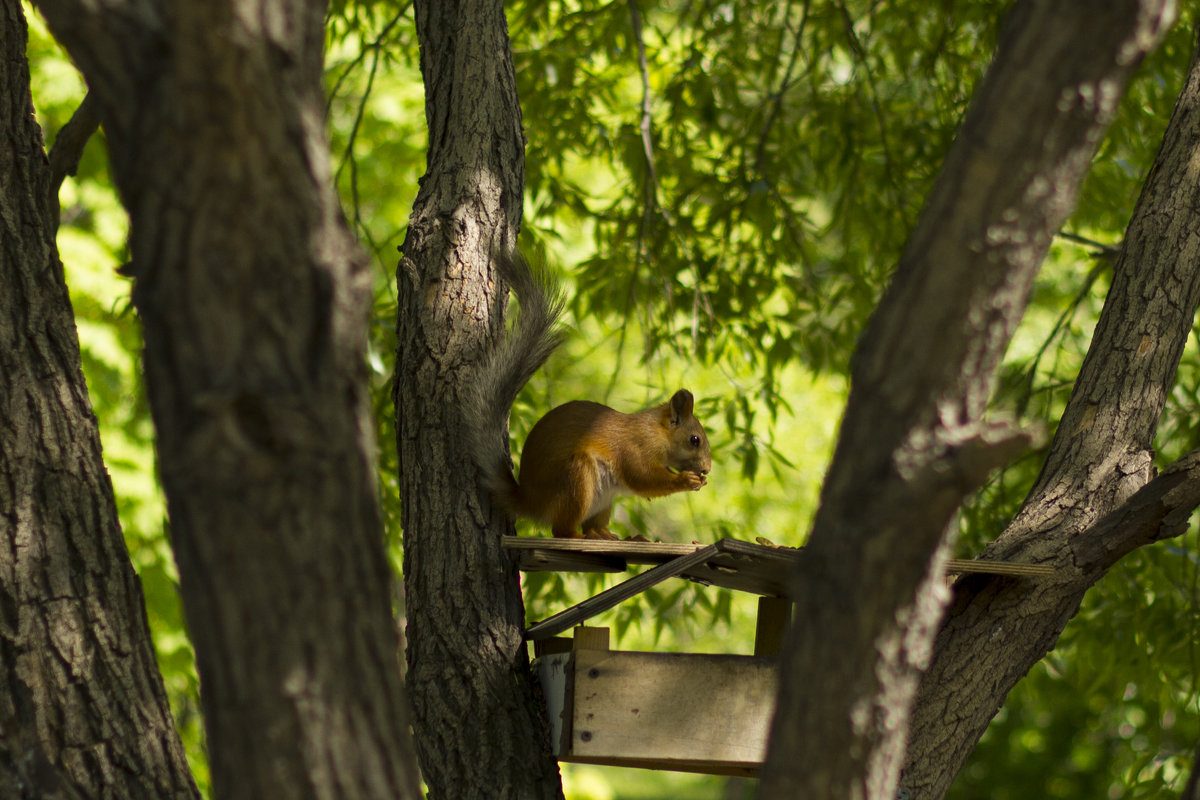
[580, 506, 618, 540]
[548, 495, 589, 538]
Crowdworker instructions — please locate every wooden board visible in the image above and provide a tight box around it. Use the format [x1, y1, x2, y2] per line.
[536, 648, 777, 776]
[525, 544, 721, 640]
[505, 535, 1053, 599]
[506, 536, 796, 597]
[536, 652, 572, 756]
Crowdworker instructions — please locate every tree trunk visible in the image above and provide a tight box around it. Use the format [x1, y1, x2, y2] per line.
[394, 1, 564, 797]
[33, 1, 421, 797]
[901, 24, 1200, 797]
[0, 4, 197, 798]
[759, 3, 1175, 798]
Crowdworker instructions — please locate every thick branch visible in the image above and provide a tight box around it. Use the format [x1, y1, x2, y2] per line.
[1074, 449, 1200, 574]
[900, 422, 1041, 499]
[903, 24, 1200, 798]
[761, 3, 1175, 798]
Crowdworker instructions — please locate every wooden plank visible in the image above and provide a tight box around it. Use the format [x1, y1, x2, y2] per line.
[945, 559, 1054, 577]
[524, 545, 720, 640]
[754, 597, 792, 656]
[568, 649, 777, 768]
[533, 626, 612, 656]
[534, 653, 572, 755]
[504, 536, 704, 561]
[513, 548, 627, 574]
[506, 537, 794, 596]
[573, 626, 610, 651]
[559, 755, 758, 779]
[534, 637, 573, 658]
[503, 536, 1055, 590]
[684, 551, 792, 596]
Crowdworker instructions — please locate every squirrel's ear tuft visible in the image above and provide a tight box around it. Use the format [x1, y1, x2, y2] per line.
[669, 389, 694, 424]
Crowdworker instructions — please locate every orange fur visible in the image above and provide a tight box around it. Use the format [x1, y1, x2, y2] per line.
[502, 391, 711, 539]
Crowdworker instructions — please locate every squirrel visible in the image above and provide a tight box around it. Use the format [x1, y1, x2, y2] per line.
[466, 248, 712, 539]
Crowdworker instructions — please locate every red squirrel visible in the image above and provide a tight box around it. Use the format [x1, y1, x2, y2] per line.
[467, 249, 712, 539]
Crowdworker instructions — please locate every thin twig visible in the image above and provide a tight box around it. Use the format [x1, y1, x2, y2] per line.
[609, 0, 662, 397]
[752, 0, 811, 178]
[837, 1, 906, 225]
[628, 0, 671, 226]
[1056, 230, 1122, 260]
[325, 5, 409, 118]
[1012, 260, 1105, 416]
[327, 7, 408, 284]
[47, 92, 99, 227]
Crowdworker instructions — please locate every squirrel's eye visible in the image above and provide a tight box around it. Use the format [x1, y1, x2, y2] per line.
[690, 435, 701, 447]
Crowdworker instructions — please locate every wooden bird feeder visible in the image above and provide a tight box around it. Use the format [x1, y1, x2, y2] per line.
[505, 535, 1053, 778]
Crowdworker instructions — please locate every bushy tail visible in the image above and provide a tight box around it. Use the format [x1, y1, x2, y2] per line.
[465, 248, 565, 515]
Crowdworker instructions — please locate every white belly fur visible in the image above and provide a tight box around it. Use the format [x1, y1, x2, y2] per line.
[584, 457, 628, 519]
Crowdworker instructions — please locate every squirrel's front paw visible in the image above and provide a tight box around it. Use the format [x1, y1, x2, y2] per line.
[685, 471, 707, 490]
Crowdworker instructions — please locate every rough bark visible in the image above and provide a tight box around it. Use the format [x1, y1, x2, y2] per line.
[33, 1, 421, 797]
[901, 25, 1200, 798]
[759, 3, 1175, 799]
[395, 0, 564, 797]
[0, 4, 197, 797]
